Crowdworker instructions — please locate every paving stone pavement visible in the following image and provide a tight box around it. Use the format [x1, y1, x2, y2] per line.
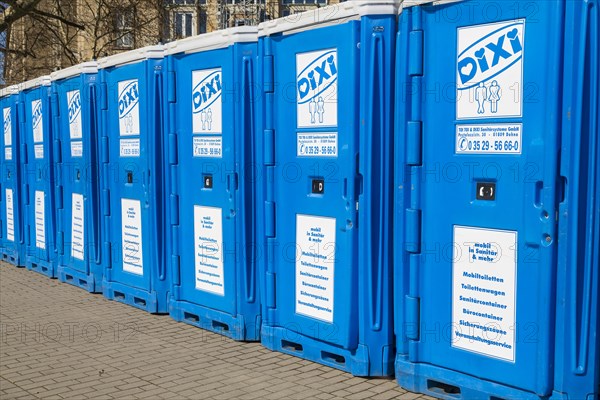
[0, 263, 436, 400]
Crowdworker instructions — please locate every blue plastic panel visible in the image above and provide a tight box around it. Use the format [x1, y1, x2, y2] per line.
[394, 1, 598, 399]
[555, 0, 599, 398]
[0, 89, 26, 266]
[100, 57, 170, 313]
[22, 82, 57, 277]
[258, 14, 396, 376]
[166, 40, 261, 341]
[53, 72, 104, 292]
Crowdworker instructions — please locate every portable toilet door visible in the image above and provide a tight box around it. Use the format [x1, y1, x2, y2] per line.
[165, 27, 260, 340]
[21, 76, 57, 278]
[394, 0, 599, 399]
[257, 1, 399, 376]
[1, 85, 26, 266]
[99, 45, 170, 313]
[51, 62, 104, 293]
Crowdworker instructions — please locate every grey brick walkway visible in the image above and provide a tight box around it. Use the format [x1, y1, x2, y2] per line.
[0, 263, 434, 400]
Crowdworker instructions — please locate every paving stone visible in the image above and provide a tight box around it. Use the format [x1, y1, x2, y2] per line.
[0, 264, 425, 400]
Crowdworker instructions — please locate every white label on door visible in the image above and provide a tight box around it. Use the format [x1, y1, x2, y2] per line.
[192, 68, 222, 135]
[194, 206, 224, 295]
[295, 214, 336, 323]
[121, 198, 143, 275]
[456, 20, 525, 120]
[71, 141, 83, 158]
[297, 49, 338, 128]
[118, 79, 140, 136]
[67, 89, 83, 139]
[35, 190, 46, 250]
[297, 133, 338, 157]
[34, 144, 44, 159]
[452, 226, 517, 362]
[71, 193, 85, 261]
[119, 138, 140, 157]
[4, 107, 12, 146]
[456, 124, 522, 154]
[192, 136, 222, 158]
[5, 147, 12, 161]
[5, 188, 14, 242]
[31, 99, 44, 143]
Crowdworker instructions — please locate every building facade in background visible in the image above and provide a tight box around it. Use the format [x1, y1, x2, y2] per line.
[2, 0, 340, 85]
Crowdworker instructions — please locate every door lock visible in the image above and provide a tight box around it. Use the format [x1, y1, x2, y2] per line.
[203, 175, 213, 189]
[476, 182, 496, 201]
[312, 179, 324, 194]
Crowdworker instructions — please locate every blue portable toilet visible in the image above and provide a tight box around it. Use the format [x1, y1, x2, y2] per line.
[0, 85, 26, 266]
[21, 76, 57, 277]
[50, 62, 104, 292]
[165, 27, 261, 340]
[256, 1, 399, 376]
[394, 0, 599, 399]
[99, 46, 170, 313]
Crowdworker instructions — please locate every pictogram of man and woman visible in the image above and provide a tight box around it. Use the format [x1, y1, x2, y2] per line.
[475, 80, 501, 114]
[308, 96, 326, 124]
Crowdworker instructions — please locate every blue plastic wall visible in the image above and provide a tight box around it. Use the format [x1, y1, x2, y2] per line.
[166, 40, 261, 340]
[1, 89, 26, 266]
[394, 1, 599, 399]
[22, 82, 57, 277]
[100, 55, 170, 313]
[52, 72, 104, 293]
[257, 12, 396, 376]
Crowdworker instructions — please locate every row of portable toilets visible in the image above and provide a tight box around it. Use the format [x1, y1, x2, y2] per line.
[1, 1, 599, 399]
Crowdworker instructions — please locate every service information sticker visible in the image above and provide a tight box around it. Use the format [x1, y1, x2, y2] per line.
[295, 214, 336, 323]
[456, 124, 522, 154]
[452, 226, 517, 362]
[297, 133, 338, 157]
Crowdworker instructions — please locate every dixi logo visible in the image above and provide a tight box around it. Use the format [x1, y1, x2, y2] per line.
[4, 112, 11, 133]
[192, 71, 222, 113]
[118, 81, 139, 118]
[68, 91, 81, 124]
[457, 21, 524, 90]
[32, 101, 43, 129]
[297, 50, 338, 104]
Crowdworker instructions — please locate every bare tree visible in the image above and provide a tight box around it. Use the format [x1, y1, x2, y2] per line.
[1, 0, 163, 85]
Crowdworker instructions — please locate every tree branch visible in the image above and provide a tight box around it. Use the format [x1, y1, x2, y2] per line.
[0, 0, 44, 32]
[30, 8, 85, 30]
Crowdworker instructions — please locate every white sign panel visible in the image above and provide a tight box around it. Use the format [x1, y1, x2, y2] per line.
[71, 141, 83, 158]
[118, 79, 140, 136]
[35, 190, 46, 250]
[120, 138, 140, 157]
[34, 144, 44, 159]
[5, 188, 14, 242]
[297, 133, 338, 157]
[5, 147, 12, 161]
[194, 206, 225, 295]
[31, 99, 44, 143]
[192, 68, 222, 135]
[192, 136, 222, 158]
[297, 49, 338, 128]
[452, 226, 517, 362]
[456, 20, 525, 120]
[71, 193, 85, 261]
[121, 198, 143, 275]
[456, 124, 522, 154]
[3, 107, 12, 146]
[67, 90, 83, 139]
[295, 214, 336, 323]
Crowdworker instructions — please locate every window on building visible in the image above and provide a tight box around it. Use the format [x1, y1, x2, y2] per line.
[281, 0, 327, 4]
[175, 12, 194, 38]
[115, 9, 134, 49]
